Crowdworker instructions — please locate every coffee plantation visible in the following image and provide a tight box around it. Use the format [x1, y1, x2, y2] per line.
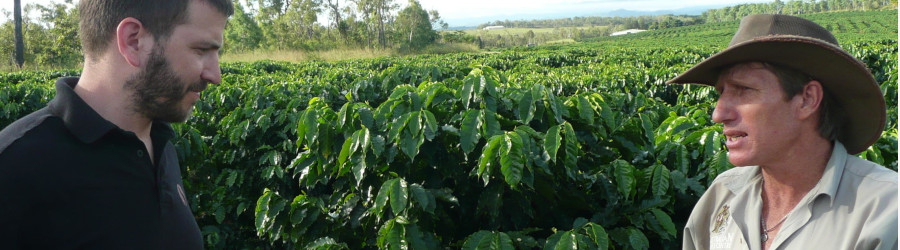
[0, 10, 896, 250]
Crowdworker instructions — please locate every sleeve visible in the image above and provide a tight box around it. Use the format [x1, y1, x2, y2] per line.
[855, 182, 898, 250]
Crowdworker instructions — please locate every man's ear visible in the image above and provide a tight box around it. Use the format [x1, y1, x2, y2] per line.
[795, 80, 824, 120]
[115, 17, 153, 67]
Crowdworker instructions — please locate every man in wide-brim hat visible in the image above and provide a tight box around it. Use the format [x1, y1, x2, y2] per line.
[672, 14, 897, 250]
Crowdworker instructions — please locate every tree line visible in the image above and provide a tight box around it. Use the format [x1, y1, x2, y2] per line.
[225, 0, 446, 52]
[1, 0, 895, 69]
[476, 15, 704, 31]
[702, 0, 896, 22]
[1, 0, 446, 69]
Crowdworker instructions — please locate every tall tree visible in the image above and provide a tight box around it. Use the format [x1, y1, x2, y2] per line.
[225, 0, 263, 52]
[323, 0, 346, 42]
[359, 0, 396, 49]
[428, 9, 447, 30]
[34, 1, 80, 67]
[14, 0, 24, 68]
[394, 0, 435, 49]
[353, 0, 377, 49]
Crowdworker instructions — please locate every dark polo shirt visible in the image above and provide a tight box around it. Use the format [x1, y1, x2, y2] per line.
[0, 77, 202, 249]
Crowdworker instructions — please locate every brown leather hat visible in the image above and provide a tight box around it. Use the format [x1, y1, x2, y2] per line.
[667, 14, 886, 155]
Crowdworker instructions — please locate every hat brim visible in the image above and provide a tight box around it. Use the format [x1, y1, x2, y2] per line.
[667, 35, 886, 155]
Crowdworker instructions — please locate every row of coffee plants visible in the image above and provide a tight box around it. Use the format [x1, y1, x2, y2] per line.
[0, 19, 895, 250]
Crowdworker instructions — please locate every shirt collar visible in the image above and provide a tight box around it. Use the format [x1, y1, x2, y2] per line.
[720, 141, 848, 207]
[48, 77, 176, 144]
[816, 141, 849, 207]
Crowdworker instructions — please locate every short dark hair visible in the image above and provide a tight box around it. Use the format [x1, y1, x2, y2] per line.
[79, 0, 234, 59]
[761, 62, 842, 141]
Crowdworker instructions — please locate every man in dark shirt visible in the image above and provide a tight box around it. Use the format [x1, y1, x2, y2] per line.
[0, 0, 233, 249]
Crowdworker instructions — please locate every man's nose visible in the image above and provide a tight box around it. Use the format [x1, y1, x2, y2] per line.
[202, 54, 221, 85]
[711, 98, 732, 124]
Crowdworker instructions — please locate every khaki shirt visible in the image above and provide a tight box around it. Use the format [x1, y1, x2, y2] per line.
[683, 142, 898, 250]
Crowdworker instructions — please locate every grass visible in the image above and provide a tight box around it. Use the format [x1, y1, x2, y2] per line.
[0, 61, 82, 72]
[221, 48, 391, 63]
[221, 43, 480, 63]
[0, 43, 480, 72]
[461, 26, 608, 36]
[544, 39, 577, 45]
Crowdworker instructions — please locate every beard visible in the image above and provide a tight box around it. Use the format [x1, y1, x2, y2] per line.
[124, 46, 207, 123]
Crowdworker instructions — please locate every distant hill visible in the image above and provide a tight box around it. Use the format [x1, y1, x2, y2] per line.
[452, 5, 730, 28]
[584, 10, 898, 47]
[463, 4, 732, 29]
[603, 5, 730, 17]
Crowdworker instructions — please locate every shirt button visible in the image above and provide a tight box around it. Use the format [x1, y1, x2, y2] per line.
[137, 150, 144, 157]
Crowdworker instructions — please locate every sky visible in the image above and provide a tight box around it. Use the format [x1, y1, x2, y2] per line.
[2, 0, 775, 27]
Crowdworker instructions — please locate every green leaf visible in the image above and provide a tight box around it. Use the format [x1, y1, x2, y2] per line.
[305, 237, 346, 249]
[577, 95, 594, 124]
[371, 134, 386, 156]
[389, 112, 411, 143]
[544, 232, 564, 249]
[236, 202, 248, 217]
[640, 113, 657, 142]
[544, 125, 562, 163]
[407, 111, 422, 138]
[613, 160, 636, 199]
[708, 150, 731, 182]
[372, 179, 394, 221]
[462, 231, 490, 250]
[464, 231, 514, 250]
[352, 129, 370, 186]
[651, 208, 677, 237]
[400, 126, 423, 161]
[390, 178, 409, 215]
[338, 133, 354, 167]
[358, 106, 375, 129]
[478, 135, 504, 185]
[460, 110, 482, 154]
[268, 198, 286, 231]
[626, 228, 650, 250]
[554, 231, 577, 250]
[254, 188, 273, 233]
[406, 223, 430, 250]
[548, 93, 566, 123]
[500, 132, 525, 188]
[410, 184, 435, 214]
[422, 110, 438, 141]
[482, 110, 502, 138]
[303, 108, 319, 145]
[378, 218, 406, 250]
[225, 170, 238, 187]
[596, 96, 615, 130]
[460, 75, 476, 108]
[573, 217, 589, 229]
[563, 123, 580, 171]
[215, 206, 225, 224]
[584, 223, 609, 250]
[651, 164, 671, 197]
[701, 129, 721, 158]
[518, 91, 535, 124]
[290, 195, 308, 225]
[337, 102, 351, 129]
[675, 144, 690, 173]
[492, 232, 516, 250]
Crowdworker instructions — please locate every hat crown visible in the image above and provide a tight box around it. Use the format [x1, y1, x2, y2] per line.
[730, 14, 839, 47]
